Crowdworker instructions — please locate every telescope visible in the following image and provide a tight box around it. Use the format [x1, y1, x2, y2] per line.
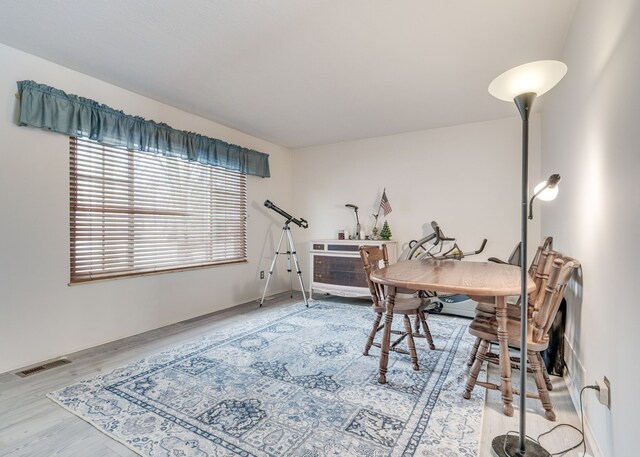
[260, 199, 309, 308]
[264, 200, 308, 229]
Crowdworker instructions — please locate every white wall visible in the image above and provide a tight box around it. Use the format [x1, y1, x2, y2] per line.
[0, 43, 293, 374]
[540, 1, 640, 456]
[291, 116, 543, 286]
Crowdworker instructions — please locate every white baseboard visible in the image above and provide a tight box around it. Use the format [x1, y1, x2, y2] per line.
[563, 336, 604, 457]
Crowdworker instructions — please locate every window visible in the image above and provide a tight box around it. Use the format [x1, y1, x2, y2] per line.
[70, 137, 247, 283]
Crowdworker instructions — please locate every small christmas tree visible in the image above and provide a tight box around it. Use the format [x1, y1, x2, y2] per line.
[380, 220, 392, 240]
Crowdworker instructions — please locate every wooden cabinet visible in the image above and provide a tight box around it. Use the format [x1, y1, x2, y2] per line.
[309, 240, 397, 298]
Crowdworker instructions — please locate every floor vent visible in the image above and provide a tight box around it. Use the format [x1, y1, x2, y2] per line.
[15, 358, 71, 377]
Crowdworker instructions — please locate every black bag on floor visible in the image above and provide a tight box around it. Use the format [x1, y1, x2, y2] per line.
[540, 299, 566, 376]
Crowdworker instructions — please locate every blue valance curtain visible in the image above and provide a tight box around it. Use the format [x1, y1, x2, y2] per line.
[16, 80, 270, 178]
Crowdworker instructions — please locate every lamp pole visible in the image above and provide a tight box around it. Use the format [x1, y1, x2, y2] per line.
[516, 92, 535, 456]
[488, 60, 566, 457]
[492, 91, 551, 457]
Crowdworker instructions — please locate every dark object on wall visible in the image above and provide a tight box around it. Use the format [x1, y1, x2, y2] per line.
[541, 298, 566, 376]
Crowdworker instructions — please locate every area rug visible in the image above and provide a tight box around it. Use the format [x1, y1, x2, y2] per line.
[48, 301, 484, 456]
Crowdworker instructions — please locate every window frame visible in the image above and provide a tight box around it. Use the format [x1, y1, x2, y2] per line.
[69, 137, 248, 284]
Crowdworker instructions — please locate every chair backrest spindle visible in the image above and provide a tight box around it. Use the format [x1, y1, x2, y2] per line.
[359, 245, 389, 309]
[528, 236, 553, 277]
[530, 249, 562, 312]
[530, 255, 580, 343]
[521, 237, 556, 309]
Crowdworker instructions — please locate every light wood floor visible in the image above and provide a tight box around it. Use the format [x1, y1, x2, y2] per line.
[0, 294, 592, 456]
[479, 350, 593, 457]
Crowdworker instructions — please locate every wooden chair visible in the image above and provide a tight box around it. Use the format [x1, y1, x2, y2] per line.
[463, 254, 580, 420]
[466, 237, 555, 368]
[359, 245, 435, 371]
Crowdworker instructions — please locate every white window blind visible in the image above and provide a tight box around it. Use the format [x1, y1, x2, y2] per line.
[70, 137, 247, 283]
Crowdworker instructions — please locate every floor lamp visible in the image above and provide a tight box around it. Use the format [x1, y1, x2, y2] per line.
[488, 60, 567, 457]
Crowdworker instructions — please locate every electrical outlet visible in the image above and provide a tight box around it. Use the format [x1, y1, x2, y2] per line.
[260, 270, 265, 279]
[596, 376, 611, 409]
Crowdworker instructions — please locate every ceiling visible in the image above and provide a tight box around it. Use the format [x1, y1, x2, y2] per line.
[0, 1, 578, 148]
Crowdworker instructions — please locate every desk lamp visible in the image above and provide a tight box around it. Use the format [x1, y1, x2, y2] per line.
[488, 60, 567, 457]
[529, 174, 561, 220]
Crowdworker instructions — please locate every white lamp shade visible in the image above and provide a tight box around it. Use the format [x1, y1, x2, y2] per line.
[534, 180, 559, 201]
[488, 60, 567, 101]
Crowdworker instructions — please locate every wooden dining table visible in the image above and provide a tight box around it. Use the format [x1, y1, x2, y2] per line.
[369, 258, 536, 416]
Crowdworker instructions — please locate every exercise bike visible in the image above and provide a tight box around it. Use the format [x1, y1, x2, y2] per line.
[404, 221, 487, 317]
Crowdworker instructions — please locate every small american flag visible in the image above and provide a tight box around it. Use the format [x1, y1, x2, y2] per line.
[380, 189, 392, 216]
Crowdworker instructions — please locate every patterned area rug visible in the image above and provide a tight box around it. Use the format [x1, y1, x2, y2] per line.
[48, 301, 484, 456]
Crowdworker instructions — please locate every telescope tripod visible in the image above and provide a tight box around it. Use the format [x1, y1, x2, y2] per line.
[259, 222, 308, 307]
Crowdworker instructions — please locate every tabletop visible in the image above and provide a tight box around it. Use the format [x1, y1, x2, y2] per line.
[369, 259, 536, 297]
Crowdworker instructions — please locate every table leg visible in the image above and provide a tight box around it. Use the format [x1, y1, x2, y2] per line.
[378, 286, 395, 384]
[496, 295, 514, 416]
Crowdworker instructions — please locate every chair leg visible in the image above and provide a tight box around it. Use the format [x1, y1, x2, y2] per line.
[529, 350, 556, 421]
[363, 313, 383, 356]
[537, 352, 554, 391]
[467, 337, 481, 367]
[418, 312, 435, 350]
[403, 315, 420, 371]
[464, 339, 489, 399]
[414, 314, 421, 334]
